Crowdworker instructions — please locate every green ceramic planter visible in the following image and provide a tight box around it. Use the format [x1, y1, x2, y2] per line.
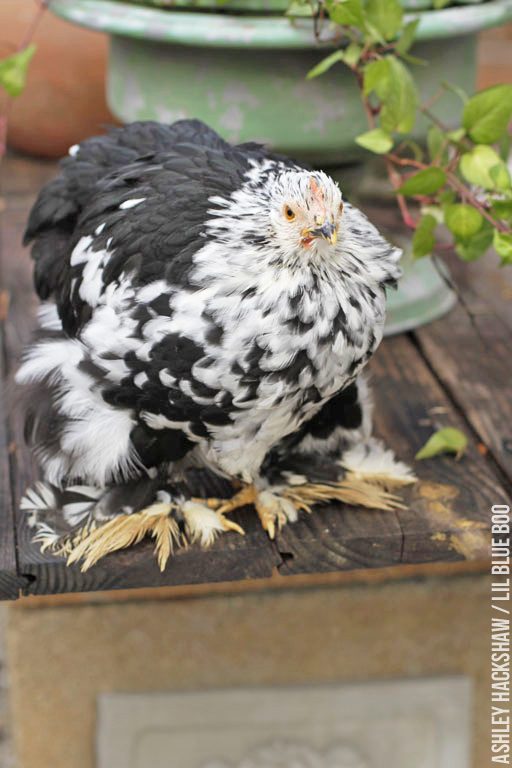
[49, 0, 512, 333]
[385, 240, 456, 334]
[119, 0, 492, 10]
[49, 0, 512, 162]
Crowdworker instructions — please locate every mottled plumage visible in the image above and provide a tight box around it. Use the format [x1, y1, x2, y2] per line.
[17, 120, 414, 566]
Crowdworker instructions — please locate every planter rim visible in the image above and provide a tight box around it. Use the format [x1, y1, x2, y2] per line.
[49, 0, 512, 48]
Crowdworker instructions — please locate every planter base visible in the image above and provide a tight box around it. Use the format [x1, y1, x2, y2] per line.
[385, 253, 456, 336]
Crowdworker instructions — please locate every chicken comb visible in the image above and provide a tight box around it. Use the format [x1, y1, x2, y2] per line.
[309, 177, 325, 200]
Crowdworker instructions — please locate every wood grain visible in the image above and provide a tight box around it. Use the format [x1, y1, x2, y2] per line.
[14, 560, 490, 611]
[414, 253, 512, 484]
[0, 322, 26, 599]
[0, 159, 44, 600]
[373, 333, 505, 562]
[447, 251, 512, 331]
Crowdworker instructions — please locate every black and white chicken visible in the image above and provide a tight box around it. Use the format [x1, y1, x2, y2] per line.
[17, 119, 414, 570]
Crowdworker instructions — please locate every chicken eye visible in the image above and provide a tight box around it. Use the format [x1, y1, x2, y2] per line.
[284, 206, 296, 222]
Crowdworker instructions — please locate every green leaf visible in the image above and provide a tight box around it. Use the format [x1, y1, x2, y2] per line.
[444, 203, 483, 239]
[427, 125, 445, 162]
[326, 0, 365, 29]
[307, 50, 345, 79]
[364, 57, 417, 134]
[365, 0, 403, 41]
[499, 132, 511, 161]
[459, 145, 511, 191]
[439, 189, 455, 206]
[342, 42, 362, 67]
[490, 162, 511, 191]
[364, 22, 386, 44]
[363, 58, 390, 97]
[415, 427, 468, 461]
[355, 128, 393, 154]
[380, 57, 418, 133]
[396, 18, 419, 55]
[0, 43, 36, 97]
[442, 81, 468, 104]
[433, 0, 450, 8]
[455, 222, 493, 262]
[286, 0, 317, 16]
[493, 230, 512, 265]
[463, 83, 512, 144]
[398, 51, 428, 67]
[491, 199, 512, 223]
[412, 214, 437, 259]
[398, 167, 447, 196]
[446, 128, 466, 143]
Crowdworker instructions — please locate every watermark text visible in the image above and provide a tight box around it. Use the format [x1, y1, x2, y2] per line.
[492, 504, 510, 764]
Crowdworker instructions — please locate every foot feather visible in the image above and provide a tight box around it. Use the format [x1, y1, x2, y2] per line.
[339, 437, 416, 489]
[22, 439, 416, 571]
[182, 500, 244, 547]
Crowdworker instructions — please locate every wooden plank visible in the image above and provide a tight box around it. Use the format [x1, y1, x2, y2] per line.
[1, 154, 61, 198]
[445, 251, 512, 331]
[19, 535, 283, 597]
[0, 170, 47, 594]
[0, 158, 40, 599]
[1, 197, 41, 512]
[0, 156, 63, 597]
[0, 323, 25, 599]
[276, 333, 504, 574]
[414, 252, 512, 484]
[14, 560, 490, 610]
[372, 334, 505, 562]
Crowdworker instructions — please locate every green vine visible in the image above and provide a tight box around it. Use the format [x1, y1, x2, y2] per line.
[290, 0, 512, 265]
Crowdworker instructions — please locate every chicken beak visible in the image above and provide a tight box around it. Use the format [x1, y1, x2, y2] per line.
[322, 222, 338, 245]
[306, 221, 338, 245]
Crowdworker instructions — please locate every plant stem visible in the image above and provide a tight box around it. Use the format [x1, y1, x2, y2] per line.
[384, 157, 417, 229]
[387, 154, 427, 170]
[19, 0, 48, 52]
[445, 171, 510, 233]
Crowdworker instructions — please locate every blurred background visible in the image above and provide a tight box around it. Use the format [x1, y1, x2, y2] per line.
[1, 3, 511, 158]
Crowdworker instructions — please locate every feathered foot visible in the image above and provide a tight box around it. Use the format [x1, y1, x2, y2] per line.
[65, 497, 245, 572]
[65, 501, 181, 572]
[211, 484, 298, 540]
[21, 483, 245, 573]
[339, 437, 417, 490]
[21, 439, 416, 570]
[205, 471, 408, 540]
[270, 439, 417, 534]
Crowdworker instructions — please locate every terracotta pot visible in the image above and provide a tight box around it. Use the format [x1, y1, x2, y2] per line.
[1, 0, 115, 158]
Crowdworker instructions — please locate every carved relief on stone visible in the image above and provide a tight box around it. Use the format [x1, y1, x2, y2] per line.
[98, 678, 472, 768]
[202, 741, 368, 768]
